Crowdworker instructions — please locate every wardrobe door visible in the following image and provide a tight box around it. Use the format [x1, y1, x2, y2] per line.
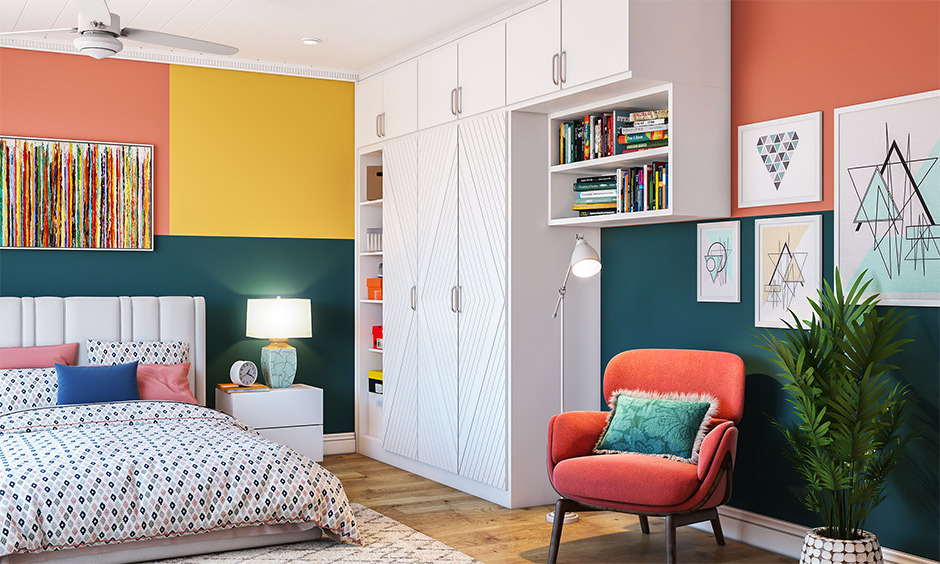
[382, 137, 419, 459]
[456, 112, 508, 489]
[415, 124, 459, 473]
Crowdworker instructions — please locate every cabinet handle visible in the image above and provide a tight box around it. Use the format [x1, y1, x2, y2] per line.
[551, 53, 559, 86]
[455, 286, 461, 313]
[375, 114, 381, 137]
[560, 50, 567, 84]
[450, 286, 458, 313]
[411, 285, 416, 311]
[380, 113, 386, 137]
[457, 86, 463, 115]
[450, 88, 457, 116]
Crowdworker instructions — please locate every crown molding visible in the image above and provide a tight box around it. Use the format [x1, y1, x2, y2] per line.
[0, 38, 358, 82]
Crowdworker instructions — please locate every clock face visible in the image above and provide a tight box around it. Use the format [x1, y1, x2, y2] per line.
[230, 361, 258, 386]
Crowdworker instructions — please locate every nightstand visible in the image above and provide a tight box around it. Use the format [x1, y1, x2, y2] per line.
[215, 383, 324, 462]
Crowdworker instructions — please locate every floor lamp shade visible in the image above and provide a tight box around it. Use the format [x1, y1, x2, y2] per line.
[246, 298, 312, 388]
[570, 237, 601, 278]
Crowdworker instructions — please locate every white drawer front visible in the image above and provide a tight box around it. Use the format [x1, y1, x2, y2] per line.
[216, 385, 323, 428]
[259, 425, 323, 462]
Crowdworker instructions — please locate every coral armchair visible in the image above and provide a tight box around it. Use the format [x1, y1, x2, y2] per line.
[546, 349, 745, 564]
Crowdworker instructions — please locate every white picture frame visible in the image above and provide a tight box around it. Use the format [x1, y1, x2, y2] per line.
[738, 111, 822, 208]
[834, 89, 940, 307]
[697, 221, 740, 302]
[754, 215, 822, 328]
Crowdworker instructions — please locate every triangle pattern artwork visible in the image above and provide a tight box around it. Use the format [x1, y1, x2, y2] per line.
[756, 131, 800, 190]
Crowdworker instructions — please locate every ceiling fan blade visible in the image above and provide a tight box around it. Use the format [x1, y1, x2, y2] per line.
[0, 27, 76, 37]
[121, 28, 238, 56]
[75, 0, 112, 26]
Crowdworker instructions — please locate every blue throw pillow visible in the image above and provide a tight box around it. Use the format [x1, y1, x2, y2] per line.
[55, 361, 140, 405]
[593, 389, 717, 464]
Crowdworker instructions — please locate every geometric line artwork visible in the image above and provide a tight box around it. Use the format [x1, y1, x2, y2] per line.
[755, 215, 821, 328]
[756, 130, 800, 190]
[697, 221, 740, 303]
[705, 241, 729, 283]
[764, 241, 808, 311]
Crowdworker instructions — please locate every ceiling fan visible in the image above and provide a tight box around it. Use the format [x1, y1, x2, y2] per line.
[0, 0, 238, 60]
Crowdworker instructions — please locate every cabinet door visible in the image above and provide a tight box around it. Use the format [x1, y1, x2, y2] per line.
[382, 137, 419, 459]
[418, 43, 458, 130]
[355, 74, 383, 147]
[561, 0, 631, 88]
[457, 23, 505, 118]
[456, 113, 508, 489]
[415, 124, 459, 473]
[505, 0, 561, 105]
[383, 59, 418, 139]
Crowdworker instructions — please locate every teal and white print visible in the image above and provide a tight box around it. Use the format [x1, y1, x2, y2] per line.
[697, 221, 740, 302]
[261, 345, 297, 388]
[835, 89, 940, 306]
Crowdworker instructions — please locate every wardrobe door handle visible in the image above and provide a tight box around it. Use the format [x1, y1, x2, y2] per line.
[411, 285, 416, 311]
[450, 88, 457, 116]
[455, 286, 461, 313]
[560, 50, 567, 84]
[375, 114, 381, 137]
[551, 53, 559, 85]
[380, 113, 386, 137]
[457, 86, 463, 115]
[450, 286, 457, 313]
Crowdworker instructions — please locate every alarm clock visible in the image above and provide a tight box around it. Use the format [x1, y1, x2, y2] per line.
[230, 360, 258, 386]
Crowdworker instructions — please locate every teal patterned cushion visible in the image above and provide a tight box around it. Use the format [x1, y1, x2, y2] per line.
[593, 389, 717, 464]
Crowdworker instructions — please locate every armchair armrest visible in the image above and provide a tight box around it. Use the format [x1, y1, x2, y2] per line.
[697, 420, 737, 481]
[547, 411, 609, 472]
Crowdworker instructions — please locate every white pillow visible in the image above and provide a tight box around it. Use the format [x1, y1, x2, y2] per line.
[0, 368, 58, 413]
[86, 340, 190, 365]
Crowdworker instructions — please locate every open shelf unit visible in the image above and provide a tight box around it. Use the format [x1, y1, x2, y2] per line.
[355, 148, 385, 444]
[547, 83, 729, 227]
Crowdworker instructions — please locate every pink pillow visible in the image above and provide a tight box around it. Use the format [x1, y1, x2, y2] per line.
[137, 362, 197, 404]
[0, 343, 79, 369]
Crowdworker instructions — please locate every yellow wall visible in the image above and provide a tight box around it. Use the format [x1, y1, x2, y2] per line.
[169, 66, 354, 239]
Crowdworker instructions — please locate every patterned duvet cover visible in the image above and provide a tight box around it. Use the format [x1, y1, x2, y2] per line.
[0, 401, 359, 557]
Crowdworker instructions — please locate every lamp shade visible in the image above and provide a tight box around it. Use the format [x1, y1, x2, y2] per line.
[569, 237, 602, 278]
[246, 298, 312, 339]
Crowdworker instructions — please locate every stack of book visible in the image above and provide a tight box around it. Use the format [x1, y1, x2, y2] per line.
[217, 383, 270, 393]
[571, 175, 618, 216]
[559, 109, 669, 164]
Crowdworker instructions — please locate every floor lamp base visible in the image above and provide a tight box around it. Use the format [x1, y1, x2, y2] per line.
[545, 510, 579, 524]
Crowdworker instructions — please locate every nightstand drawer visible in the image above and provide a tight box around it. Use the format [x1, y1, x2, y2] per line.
[216, 384, 323, 429]
[259, 425, 323, 462]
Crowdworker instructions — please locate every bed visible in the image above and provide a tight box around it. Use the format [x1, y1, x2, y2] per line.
[0, 296, 359, 563]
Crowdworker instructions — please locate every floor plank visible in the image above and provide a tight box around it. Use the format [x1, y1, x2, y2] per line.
[321, 453, 795, 564]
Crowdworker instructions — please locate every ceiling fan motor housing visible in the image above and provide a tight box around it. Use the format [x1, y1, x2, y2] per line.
[74, 12, 122, 59]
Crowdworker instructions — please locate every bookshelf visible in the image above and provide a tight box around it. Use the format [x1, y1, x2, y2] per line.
[547, 83, 729, 227]
[356, 148, 385, 444]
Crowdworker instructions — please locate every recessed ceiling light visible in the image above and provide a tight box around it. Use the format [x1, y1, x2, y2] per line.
[301, 37, 321, 45]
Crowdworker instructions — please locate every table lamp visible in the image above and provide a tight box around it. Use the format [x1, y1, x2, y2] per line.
[246, 297, 312, 388]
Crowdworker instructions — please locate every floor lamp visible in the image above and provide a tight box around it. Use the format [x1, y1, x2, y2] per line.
[546, 233, 602, 525]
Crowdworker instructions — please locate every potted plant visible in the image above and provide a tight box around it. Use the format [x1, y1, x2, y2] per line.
[759, 270, 916, 564]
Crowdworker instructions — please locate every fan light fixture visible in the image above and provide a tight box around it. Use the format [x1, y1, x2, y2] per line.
[301, 37, 322, 45]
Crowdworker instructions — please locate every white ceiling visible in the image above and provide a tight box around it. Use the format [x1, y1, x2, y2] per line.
[0, 0, 533, 76]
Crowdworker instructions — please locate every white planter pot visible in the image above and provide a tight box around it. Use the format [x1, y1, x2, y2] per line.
[800, 528, 883, 564]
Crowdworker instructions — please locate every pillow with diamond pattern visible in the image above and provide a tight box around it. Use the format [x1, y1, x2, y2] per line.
[0, 368, 58, 413]
[87, 340, 190, 365]
[593, 389, 718, 464]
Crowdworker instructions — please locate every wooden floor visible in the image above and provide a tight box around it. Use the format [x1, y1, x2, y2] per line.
[321, 454, 795, 564]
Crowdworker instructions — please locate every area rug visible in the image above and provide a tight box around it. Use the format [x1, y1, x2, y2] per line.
[151, 503, 481, 563]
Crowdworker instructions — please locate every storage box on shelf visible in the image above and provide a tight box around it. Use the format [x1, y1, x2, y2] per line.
[547, 83, 729, 227]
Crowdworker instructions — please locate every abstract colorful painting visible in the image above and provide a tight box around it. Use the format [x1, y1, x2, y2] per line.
[697, 221, 740, 302]
[755, 215, 822, 328]
[0, 136, 152, 250]
[738, 111, 822, 208]
[835, 90, 940, 306]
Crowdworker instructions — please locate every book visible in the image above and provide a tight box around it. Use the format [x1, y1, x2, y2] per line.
[629, 109, 668, 121]
[573, 182, 617, 192]
[578, 209, 619, 217]
[217, 383, 270, 393]
[572, 202, 618, 211]
[619, 139, 669, 152]
[623, 130, 667, 143]
[574, 189, 617, 198]
[575, 175, 616, 183]
[574, 196, 617, 205]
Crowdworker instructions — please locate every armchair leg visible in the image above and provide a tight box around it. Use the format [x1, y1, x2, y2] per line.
[547, 498, 574, 564]
[665, 515, 677, 564]
[638, 515, 650, 534]
[710, 514, 725, 546]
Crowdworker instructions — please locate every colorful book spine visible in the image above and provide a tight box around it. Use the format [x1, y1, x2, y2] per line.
[575, 189, 617, 198]
[623, 130, 667, 143]
[618, 139, 669, 153]
[628, 109, 668, 121]
[572, 202, 618, 211]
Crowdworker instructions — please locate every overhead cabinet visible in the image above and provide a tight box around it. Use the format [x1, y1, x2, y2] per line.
[417, 24, 506, 130]
[355, 60, 418, 146]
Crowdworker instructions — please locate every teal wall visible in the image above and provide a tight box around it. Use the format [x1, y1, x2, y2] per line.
[601, 212, 939, 559]
[0, 235, 355, 434]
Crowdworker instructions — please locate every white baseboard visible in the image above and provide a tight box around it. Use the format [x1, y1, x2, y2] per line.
[687, 506, 937, 564]
[323, 432, 356, 455]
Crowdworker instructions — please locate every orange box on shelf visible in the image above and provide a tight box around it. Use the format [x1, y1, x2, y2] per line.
[366, 278, 383, 300]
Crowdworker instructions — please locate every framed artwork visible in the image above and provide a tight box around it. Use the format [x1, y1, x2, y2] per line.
[755, 215, 822, 328]
[0, 136, 153, 251]
[738, 111, 822, 208]
[834, 89, 940, 306]
[697, 221, 740, 302]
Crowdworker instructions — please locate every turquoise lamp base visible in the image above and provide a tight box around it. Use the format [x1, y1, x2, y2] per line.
[260, 344, 297, 388]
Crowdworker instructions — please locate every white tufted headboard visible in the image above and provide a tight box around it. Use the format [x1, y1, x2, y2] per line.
[0, 296, 207, 405]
